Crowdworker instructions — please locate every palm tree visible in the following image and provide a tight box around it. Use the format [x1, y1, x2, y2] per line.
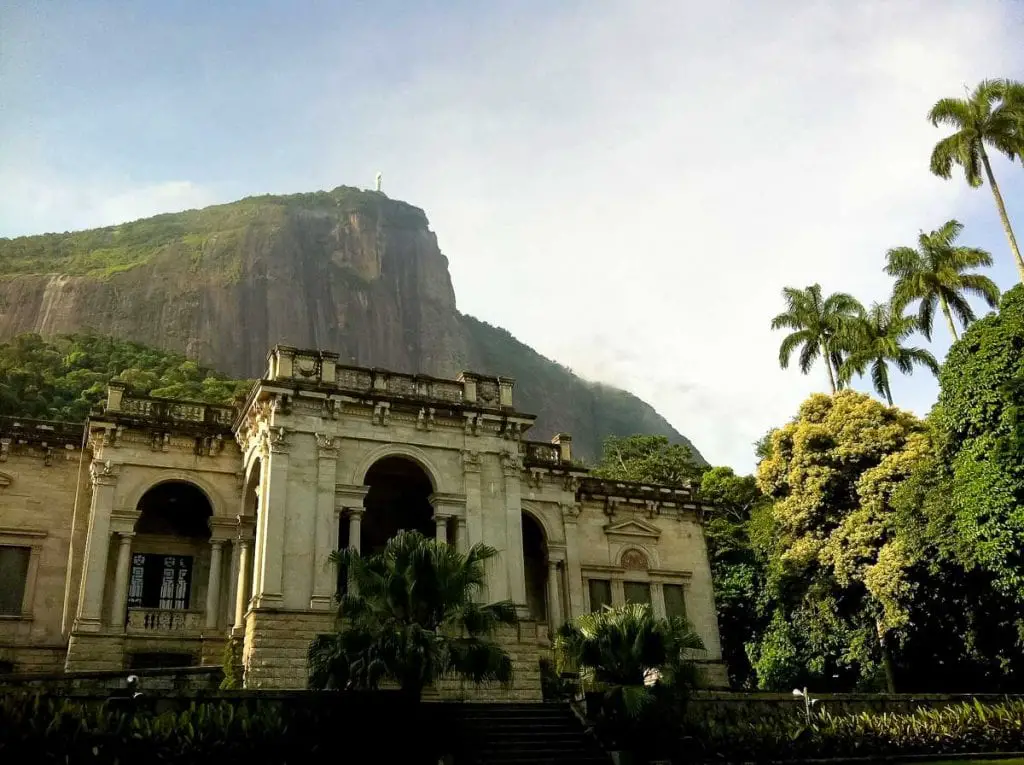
[555, 604, 704, 756]
[884, 219, 1002, 341]
[837, 301, 940, 406]
[771, 284, 864, 393]
[307, 530, 518, 702]
[1003, 79, 1024, 157]
[928, 79, 1024, 283]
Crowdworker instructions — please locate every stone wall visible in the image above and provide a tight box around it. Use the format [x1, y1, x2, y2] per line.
[0, 665, 223, 695]
[0, 439, 87, 674]
[242, 609, 335, 690]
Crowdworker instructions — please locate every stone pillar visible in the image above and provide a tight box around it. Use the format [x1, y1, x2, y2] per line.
[110, 532, 134, 629]
[205, 541, 224, 630]
[233, 538, 252, 632]
[501, 452, 528, 609]
[74, 461, 120, 632]
[456, 517, 468, 554]
[227, 541, 241, 629]
[560, 501, 585, 622]
[433, 514, 450, 543]
[547, 559, 563, 630]
[254, 433, 288, 608]
[462, 451, 490, 599]
[311, 434, 340, 610]
[348, 508, 363, 553]
[651, 582, 667, 619]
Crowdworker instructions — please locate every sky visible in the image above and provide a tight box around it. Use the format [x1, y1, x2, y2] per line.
[2, 0, 1023, 472]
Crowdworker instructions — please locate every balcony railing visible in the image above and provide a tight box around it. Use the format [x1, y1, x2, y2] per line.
[126, 608, 205, 635]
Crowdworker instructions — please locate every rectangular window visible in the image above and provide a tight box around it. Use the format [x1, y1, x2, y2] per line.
[127, 554, 193, 610]
[588, 579, 612, 612]
[0, 546, 31, 615]
[663, 584, 687, 620]
[623, 581, 651, 606]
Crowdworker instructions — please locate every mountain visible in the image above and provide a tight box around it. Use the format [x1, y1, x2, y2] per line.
[0, 186, 701, 461]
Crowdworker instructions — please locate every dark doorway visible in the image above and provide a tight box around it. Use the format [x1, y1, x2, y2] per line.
[136, 481, 213, 538]
[358, 457, 435, 555]
[522, 512, 548, 622]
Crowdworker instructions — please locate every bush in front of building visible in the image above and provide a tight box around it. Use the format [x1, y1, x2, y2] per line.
[681, 699, 1024, 761]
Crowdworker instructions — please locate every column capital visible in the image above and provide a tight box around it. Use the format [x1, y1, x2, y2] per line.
[210, 516, 240, 542]
[315, 432, 340, 457]
[346, 506, 365, 519]
[335, 483, 369, 507]
[210, 539, 225, 550]
[118, 531, 136, 542]
[89, 459, 120, 486]
[429, 492, 467, 516]
[110, 510, 140, 536]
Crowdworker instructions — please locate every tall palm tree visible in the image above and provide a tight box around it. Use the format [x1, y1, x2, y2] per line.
[884, 219, 1002, 341]
[928, 79, 1024, 283]
[837, 301, 940, 406]
[1003, 79, 1024, 158]
[308, 530, 517, 701]
[771, 284, 864, 394]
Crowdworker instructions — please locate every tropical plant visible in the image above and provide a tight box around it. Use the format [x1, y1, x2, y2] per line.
[307, 530, 517, 702]
[884, 219, 1001, 341]
[556, 603, 705, 756]
[591, 434, 704, 486]
[928, 78, 1024, 282]
[837, 301, 939, 406]
[771, 284, 864, 393]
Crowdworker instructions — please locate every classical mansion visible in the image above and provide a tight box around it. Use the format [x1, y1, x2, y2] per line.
[0, 346, 726, 696]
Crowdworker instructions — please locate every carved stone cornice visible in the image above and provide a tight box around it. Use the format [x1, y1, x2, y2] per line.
[110, 509, 141, 535]
[560, 501, 582, 523]
[500, 451, 522, 477]
[429, 492, 468, 516]
[335, 483, 369, 510]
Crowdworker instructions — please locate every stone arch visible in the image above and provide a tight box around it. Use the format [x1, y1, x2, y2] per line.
[521, 510, 549, 622]
[350, 443, 443, 493]
[520, 501, 564, 546]
[123, 471, 227, 520]
[355, 456, 436, 556]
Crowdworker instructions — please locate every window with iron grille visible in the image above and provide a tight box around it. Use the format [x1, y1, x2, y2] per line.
[127, 554, 193, 610]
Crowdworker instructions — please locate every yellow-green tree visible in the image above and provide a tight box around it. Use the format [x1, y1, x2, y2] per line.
[754, 391, 929, 692]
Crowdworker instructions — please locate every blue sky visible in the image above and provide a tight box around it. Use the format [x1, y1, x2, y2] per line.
[2, 0, 1023, 471]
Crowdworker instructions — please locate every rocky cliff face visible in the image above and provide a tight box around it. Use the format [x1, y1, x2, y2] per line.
[0, 187, 700, 461]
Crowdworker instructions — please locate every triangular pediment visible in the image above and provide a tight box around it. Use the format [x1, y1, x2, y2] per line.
[603, 519, 661, 540]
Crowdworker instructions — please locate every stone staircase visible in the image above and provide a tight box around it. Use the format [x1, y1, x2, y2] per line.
[451, 702, 610, 764]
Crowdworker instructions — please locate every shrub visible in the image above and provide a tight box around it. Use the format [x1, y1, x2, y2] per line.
[683, 699, 1024, 762]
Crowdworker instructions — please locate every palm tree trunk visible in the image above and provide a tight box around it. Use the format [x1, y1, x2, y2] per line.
[884, 389, 894, 407]
[821, 343, 837, 394]
[938, 295, 959, 341]
[980, 146, 1024, 284]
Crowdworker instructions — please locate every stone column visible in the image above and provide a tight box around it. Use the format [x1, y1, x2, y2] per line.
[455, 517, 468, 554]
[310, 434, 340, 610]
[254, 432, 288, 608]
[651, 582, 667, 619]
[501, 452, 528, 609]
[110, 532, 134, 629]
[560, 501, 585, 622]
[547, 559, 563, 630]
[348, 508, 363, 553]
[205, 540, 224, 630]
[233, 538, 252, 632]
[227, 541, 241, 629]
[74, 461, 119, 632]
[433, 514, 450, 543]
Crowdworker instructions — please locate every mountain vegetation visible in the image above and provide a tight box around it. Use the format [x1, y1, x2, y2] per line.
[0, 333, 249, 421]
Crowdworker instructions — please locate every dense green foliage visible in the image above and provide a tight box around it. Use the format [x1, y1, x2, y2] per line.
[0, 333, 248, 421]
[555, 604, 703, 757]
[0, 186, 420, 280]
[685, 700, 1024, 762]
[308, 531, 517, 701]
[590, 434, 703, 485]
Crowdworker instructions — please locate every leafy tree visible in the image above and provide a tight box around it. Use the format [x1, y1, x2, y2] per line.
[884, 219, 1001, 341]
[928, 79, 1024, 282]
[0, 333, 249, 421]
[771, 284, 864, 393]
[927, 284, 1024, 596]
[754, 391, 930, 692]
[307, 531, 517, 702]
[837, 301, 939, 406]
[554, 604, 703, 755]
[697, 467, 771, 688]
[591, 434, 703, 486]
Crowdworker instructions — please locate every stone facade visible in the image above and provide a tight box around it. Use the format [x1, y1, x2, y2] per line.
[0, 345, 727, 693]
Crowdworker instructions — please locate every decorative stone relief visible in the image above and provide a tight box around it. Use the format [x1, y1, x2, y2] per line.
[372, 402, 391, 426]
[315, 432, 340, 456]
[89, 459, 119, 485]
[463, 413, 479, 436]
[559, 501, 582, 522]
[461, 450, 481, 473]
[621, 549, 649, 571]
[269, 426, 289, 452]
[562, 475, 580, 493]
[0, 438, 11, 462]
[416, 407, 436, 431]
[500, 451, 522, 476]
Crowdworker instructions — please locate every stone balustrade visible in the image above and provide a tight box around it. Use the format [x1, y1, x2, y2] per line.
[523, 441, 562, 466]
[126, 608, 205, 635]
[105, 384, 237, 427]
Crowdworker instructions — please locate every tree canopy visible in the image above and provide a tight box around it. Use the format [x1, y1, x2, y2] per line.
[0, 333, 249, 422]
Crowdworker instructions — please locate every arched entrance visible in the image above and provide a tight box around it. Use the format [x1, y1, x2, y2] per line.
[349, 456, 435, 555]
[522, 512, 548, 623]
[130, 481, 213, 612]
